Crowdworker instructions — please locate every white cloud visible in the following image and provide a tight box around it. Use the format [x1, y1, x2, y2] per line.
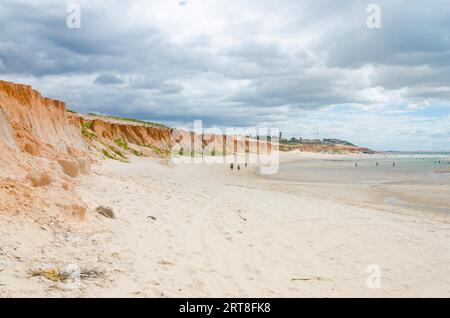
[0, 0, 449, 150]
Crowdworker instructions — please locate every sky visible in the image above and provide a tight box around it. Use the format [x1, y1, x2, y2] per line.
[0, 0, 449, 151]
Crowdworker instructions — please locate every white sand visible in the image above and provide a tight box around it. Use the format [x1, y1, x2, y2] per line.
[1, 152, 450, 297]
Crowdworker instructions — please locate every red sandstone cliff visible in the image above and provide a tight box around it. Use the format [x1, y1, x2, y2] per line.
[0, 80, 91, 217]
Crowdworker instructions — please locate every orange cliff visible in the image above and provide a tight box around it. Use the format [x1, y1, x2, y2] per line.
[0, 80, 368, 219]
[279, 143, 373, 154]
[0, 80, 276, 218]
[0, 80, 91, 217]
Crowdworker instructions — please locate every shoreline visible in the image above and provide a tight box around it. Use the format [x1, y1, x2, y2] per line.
[261, 151, 450, 218]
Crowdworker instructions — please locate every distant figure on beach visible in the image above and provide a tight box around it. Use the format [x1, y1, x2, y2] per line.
[237, 164, 241, 172]
[393, 162, 396, 168]
[245, 163, 248, 168]
[376, 162, 379, 167]
[230, 163, 234, 171]
[355, 163, 358, 168]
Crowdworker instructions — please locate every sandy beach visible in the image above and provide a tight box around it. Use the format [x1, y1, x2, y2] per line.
[1, 151, 449, 297]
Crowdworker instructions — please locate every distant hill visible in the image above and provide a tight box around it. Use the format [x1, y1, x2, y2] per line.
[278, 137, 373, 154]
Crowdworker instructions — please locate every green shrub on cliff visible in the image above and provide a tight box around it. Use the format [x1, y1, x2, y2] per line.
[87, 113, 169, 129]
[115, 138, 129, 150]
[81, 122, 98, 140]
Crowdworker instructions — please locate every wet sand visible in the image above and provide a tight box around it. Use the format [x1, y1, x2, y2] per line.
[264, 152, 450, 215]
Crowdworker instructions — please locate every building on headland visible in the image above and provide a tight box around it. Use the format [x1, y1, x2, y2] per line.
[299, 138, 322, 144]
[322, 138, 355, 146]
[279, 137, 322, 144]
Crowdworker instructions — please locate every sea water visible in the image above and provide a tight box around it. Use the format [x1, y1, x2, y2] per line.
[264, 152, 450, 214]
[265, 152, 450, 185]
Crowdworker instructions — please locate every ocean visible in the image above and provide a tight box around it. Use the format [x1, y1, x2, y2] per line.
[265, 153, 450, 185]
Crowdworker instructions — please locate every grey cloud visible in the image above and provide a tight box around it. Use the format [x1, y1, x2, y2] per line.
[225, 41, 286, 61]
[94, 73, 125, 85]
[371, 65, 450, 90]
[159, 82, 183, 95]
[320, 0, 450, 69]
[0, 0, 449, 150]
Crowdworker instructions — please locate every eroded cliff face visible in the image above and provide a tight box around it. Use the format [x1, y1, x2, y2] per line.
[0, 80, 277, 218]
[77, 116, 275, 160]
[0, 80, 90, 217]
[279, 143, 373, 154]
[0, 80, 368, 218]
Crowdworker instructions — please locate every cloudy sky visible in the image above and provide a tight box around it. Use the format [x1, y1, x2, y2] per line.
[1, 0, 449, 151]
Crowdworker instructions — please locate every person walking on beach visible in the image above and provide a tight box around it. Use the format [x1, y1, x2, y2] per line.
[230, 163, 234, 171]
[355, 163, 358, 168]
[376, 162, 379, 167]
[393, 162, 395, 168]
[237, 164, 241, 172]
[245, 163, 248, 168]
